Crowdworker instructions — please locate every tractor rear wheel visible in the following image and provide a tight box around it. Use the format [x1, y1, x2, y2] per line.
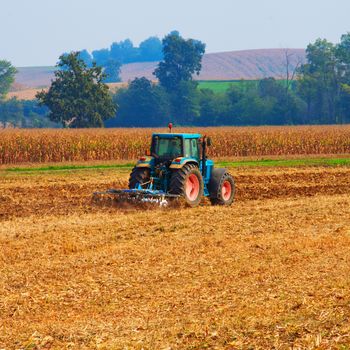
[170, 164, 203, 207]
[128, 167, 151, 189]
[210, 172, 235, 206]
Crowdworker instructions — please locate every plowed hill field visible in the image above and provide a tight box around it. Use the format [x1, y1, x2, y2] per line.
[120, 48, 306, 82]
[13, 48, 306, 89]
[1, 164, 350, 349]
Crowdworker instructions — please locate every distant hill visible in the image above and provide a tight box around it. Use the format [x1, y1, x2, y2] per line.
[13, 66, 56, 89]
[121, 48, 306, 81]
[13, 48, 306, 89]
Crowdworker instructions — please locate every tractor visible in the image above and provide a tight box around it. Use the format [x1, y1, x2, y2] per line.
[94, 128, 235, 207]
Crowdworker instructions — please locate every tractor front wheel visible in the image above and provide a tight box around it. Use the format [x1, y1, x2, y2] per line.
[128, 167, 150, 189]
[170, 164, 203, 207]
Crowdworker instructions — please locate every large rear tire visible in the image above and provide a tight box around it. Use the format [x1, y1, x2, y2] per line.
[170, 164, 203, 207]
[210, 172, 235, 206]
[128, 167, 151, 189]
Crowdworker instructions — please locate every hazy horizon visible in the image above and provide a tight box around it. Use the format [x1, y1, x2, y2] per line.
[2, 0, 350, 67]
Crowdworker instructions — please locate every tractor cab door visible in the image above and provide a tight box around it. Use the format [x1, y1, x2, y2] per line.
[184, 138, 200, 160]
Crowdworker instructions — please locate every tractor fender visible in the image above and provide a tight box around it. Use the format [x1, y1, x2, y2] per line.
[208, 168, 227, 197]
[169, 158, 199, 169]
[136, 156, 154, 168]
[136, 163, 151, 168]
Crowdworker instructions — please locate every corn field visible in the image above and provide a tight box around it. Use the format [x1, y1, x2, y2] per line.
[0, 126, 349, 164]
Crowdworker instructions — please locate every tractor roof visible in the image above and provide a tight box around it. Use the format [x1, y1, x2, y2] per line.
[152, 133, 202, 139]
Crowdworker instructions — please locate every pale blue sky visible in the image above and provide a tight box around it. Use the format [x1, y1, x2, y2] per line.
[1, 0, 350, 67]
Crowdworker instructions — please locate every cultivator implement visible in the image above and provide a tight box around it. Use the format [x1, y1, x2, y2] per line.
[92, 188, 180, 207]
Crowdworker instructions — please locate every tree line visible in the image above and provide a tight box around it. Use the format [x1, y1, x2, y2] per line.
[74, 36, 164, 83]
[0, 60, 54, 127]
[1, 31, 350, 128]
[0, 99, 55, 128]
[108, 32, 350, 126]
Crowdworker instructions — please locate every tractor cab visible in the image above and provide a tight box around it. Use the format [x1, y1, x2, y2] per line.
[151, 133, 201, 162]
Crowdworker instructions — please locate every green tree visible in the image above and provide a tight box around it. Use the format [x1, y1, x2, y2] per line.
[111, 77, 170, 127]
[338, 84, 350, 122]
[110, 39, 138, 63]
[154, 32, 206, 92]
[297, 39, 339, 123]
[170, 81, 201, 124]
[78, 50, 93, 67]
[335, 33, 350, 122]
[0, 98, 23, 127]
[139, 37, 163, 61]
[103, 59, 122, 83]
[336, 33, 350, 81]
[36, 52, 116, 128]
[258, 78, 287, 124]
[92, 48, 110, 66]
[224, 85, 245, 124]
[0, 60, 17, 99]
[198, 89, 229, 126]
[222, 79, 305, 126]
[152, 32, 205, 124]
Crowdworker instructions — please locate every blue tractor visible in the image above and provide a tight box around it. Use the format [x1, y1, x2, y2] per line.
[125, 131, 235, 207]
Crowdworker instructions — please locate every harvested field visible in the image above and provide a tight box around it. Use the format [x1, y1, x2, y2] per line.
[1, 164, 350, 348]
[6, 83, 127, 101]
[7, 88, 45, 101]
[1, 125, 349, 165]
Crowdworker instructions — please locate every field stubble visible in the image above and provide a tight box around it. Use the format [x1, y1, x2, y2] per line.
[0, 165, 350, 348]
[0, 166, 349, 220]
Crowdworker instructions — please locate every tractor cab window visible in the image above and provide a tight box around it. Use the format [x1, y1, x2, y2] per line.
[152, 137, 182, 158]
[184, 139, 199, 158]
[191, 139, 199, 158]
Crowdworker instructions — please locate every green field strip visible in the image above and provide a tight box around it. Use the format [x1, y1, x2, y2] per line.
[2, 157, 349, 174]
[197, 79, 294, 93]
[4, 163, 134, 173]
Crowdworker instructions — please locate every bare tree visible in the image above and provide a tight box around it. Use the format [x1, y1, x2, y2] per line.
[279, 50, 303, 121]
[282, 49, 302, 93]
